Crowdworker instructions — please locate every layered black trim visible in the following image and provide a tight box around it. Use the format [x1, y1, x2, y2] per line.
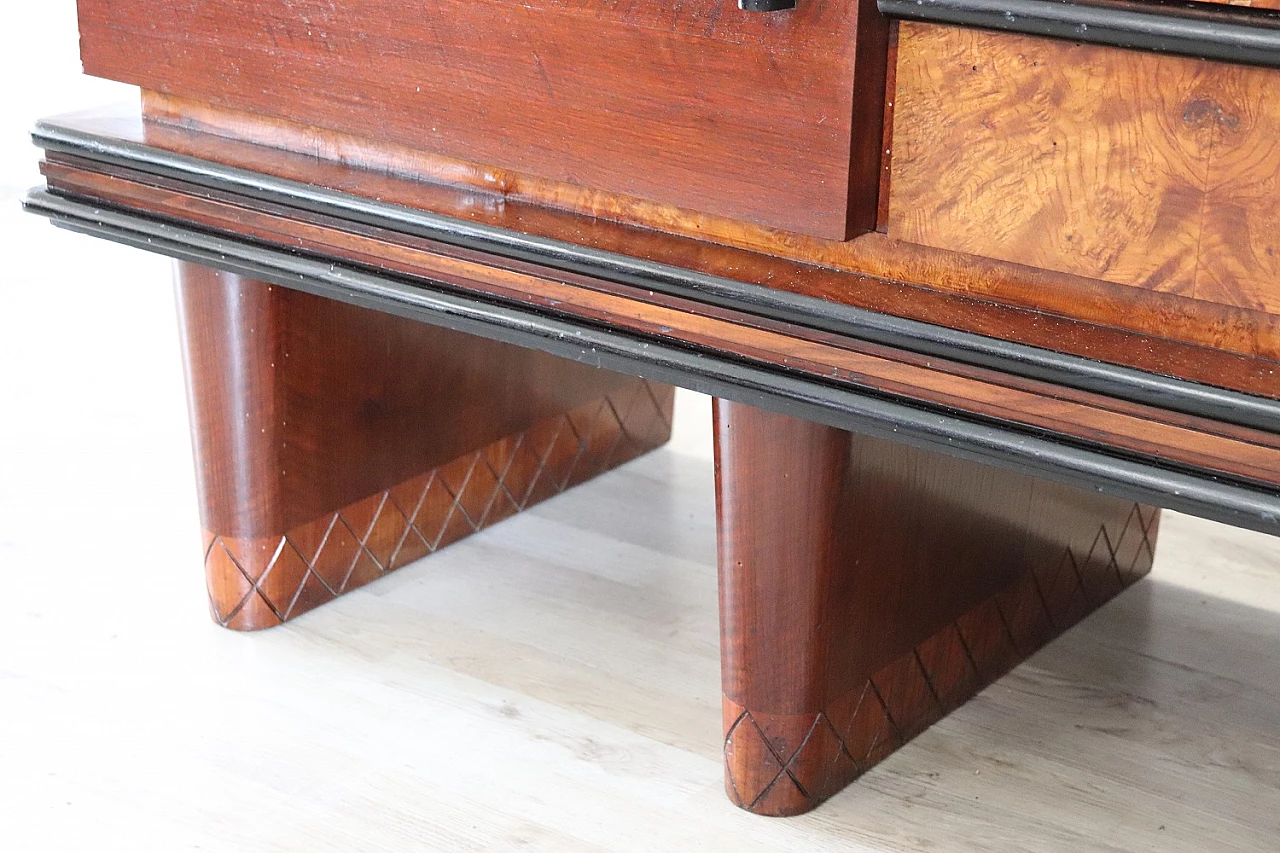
[24, 188, 1280, 535]
[879, 0, 1280, 68]
[31, 121, 1280, 434]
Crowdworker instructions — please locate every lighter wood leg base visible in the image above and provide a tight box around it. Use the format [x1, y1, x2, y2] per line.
[177, 264, 674, 630]
[714, 400, 1159, 816]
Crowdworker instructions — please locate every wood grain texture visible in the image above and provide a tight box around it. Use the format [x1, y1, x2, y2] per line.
[889, 23, 1280, 313]
[123, 98, 1280, 369]
[1197, 79, 1280, 312]
[714, 399, 1159, 816]
[76, 0, 889, 239]
[178, 264, 674, 628]
[47, 156, 1280, 491]
[12, 5, 1280, 837]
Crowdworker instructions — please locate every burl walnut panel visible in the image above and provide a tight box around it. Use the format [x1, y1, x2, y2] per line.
[178, 264, 674, 629]
[715, 400, 1158, 815]
[77, 0, 889, 240]
[889, 23, 1280, 314]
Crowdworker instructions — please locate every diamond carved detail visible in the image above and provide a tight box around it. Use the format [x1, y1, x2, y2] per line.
[204, 380, 675, 630]
[725, 502, 1157, 816]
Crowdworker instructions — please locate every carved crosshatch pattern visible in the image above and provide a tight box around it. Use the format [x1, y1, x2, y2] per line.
[204, 381, 674, 631]
[723, 504, 1159, 816]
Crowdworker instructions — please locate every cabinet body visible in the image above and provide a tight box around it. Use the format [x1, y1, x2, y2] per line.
[26, 0, 1280, 821]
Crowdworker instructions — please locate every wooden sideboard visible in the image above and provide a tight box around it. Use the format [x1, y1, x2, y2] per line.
[25, 0, 1280, 818]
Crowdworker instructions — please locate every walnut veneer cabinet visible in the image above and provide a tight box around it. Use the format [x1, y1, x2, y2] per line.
[25, 0, 1280, 818]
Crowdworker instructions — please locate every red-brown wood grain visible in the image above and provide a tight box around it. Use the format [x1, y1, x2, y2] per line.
[42, 155, 1280, 490]
[889, 24, 1280, 314]
[76, 0, 889, 239]
[714, 399, 1158, 815]
[178, 264, 674, 628]
[130, 94, 1280, 368]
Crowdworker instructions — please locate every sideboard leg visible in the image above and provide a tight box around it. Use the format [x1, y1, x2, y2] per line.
[176, 263, 674, 630]
[713, 399, 1159, 816]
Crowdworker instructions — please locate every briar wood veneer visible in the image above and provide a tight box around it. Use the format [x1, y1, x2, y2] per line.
[179, 264, 674, 629]
[889, 23, 1280, 313]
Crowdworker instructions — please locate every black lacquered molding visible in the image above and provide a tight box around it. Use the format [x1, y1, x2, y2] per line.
[739, 0, 797, 10]
[879, 0, 1280, 68]
[29, 121, 1280, 434]
[23, 188, 1280, 537]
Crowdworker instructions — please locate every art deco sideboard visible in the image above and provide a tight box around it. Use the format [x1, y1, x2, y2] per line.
[25, 0, 1280, 817]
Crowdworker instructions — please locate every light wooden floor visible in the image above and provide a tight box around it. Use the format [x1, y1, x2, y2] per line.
[3, 356, 1280, 853]
[4, 9, 1280, 848]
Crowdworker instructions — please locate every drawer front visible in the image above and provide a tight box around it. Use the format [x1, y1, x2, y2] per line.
[77, 0, 888, 240]
[887, 23, 1280, 314]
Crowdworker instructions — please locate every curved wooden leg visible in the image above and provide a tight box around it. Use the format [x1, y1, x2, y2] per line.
[177, 263, 674, 630]
[714, 399, 1159, 816]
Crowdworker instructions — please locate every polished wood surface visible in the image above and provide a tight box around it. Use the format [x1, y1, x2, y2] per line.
[29, 92, 1280, 812]
[178, 264, 674, 628]
[77, 0, 889, 239]
[714, 400, 1157, 815]
[22, 0, 1280, 824]
[103, 95, 1280, 375]
[43, 155, 1280, 496]
[124, 94, 1280, 369]
[889, 23, 1280, 313]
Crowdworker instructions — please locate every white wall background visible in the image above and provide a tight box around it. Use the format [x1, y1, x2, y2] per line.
[0, 5, 202, 638]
